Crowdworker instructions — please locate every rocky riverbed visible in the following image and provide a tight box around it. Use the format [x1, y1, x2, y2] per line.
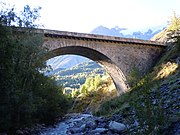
[39, 113, 127, 135]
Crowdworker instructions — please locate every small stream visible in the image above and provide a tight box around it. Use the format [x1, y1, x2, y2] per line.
[40, 122, 69, 135]
[39, 113, 128, 135]
[40, 113, 93, 135]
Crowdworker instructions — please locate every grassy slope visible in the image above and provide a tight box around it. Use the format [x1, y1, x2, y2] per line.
[96, 39, 180, 134]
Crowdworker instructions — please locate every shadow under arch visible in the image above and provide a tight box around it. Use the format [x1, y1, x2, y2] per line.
[46, 46, 129, 96]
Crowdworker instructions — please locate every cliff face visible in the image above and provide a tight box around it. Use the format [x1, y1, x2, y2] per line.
[151, 28, 169, 43]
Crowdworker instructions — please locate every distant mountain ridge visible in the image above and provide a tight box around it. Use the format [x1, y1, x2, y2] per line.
[91, 25, 165, 40]
[46, 55, 89, 74]
[91, 26, 126, 37]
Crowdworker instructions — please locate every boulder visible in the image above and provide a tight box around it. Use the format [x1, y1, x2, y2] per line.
[70, 124, 86, 133]
[109, 121, 126, 133]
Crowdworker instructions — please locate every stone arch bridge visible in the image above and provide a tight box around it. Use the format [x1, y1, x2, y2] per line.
[42, 29, 166, 95]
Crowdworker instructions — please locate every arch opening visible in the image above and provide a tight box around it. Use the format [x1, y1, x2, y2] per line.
[46, 46, 129, 96]
[46, 54, 113, 94]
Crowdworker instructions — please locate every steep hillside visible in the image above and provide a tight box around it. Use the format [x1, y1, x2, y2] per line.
[96, 27, 180, 134]
[151, 28, 169, 43]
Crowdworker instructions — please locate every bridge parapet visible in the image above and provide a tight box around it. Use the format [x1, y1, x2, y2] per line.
[43, 29, 166, 47]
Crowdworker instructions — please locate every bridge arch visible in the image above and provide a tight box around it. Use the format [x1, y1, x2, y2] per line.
[12, 28, 166, 95]
[42, 29, 165, 96]
[47, 46, 129, 96]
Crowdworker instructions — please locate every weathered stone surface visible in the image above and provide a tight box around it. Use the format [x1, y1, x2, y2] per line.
[109, 121, 126, 133]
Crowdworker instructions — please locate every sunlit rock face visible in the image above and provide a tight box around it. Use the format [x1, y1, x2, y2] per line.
[151, 29, 169, 43]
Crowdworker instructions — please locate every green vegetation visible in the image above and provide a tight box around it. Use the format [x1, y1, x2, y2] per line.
[0, 4, 70, 133]
[96, 14, 180, 134]
[70, 75, 117, 113]
[54, 61, 105, 90]
[167, 12, 180, 32]
[51, 61, 116, 114]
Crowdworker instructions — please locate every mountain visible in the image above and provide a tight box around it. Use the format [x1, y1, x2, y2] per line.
[91, 25, 165, 40]
[56, 60, 103, 76]
[54, 60, 105, 89]
[91, 25, 126, 37]
[46, 55, 89, 75]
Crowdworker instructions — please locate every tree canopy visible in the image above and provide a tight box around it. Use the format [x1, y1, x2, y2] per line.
[0, 3, 70, 133]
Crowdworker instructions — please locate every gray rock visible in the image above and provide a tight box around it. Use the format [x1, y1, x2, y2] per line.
[95, 117, 106, 123]
[15, 130, 23, 135]
[70, 128, 81, 133]
[109, 121, 126, 133]
[97, 122, 107, 128]
[133, 120, 139, 127]
[91, 128, 108, 134]
[70, 124, 86, 133]
[79, 124, 86, 131]
[86, 120, 97, 129]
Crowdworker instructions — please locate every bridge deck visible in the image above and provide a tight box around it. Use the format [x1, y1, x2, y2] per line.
[43, 29, 166, 47]
[12, 27, 166, 47]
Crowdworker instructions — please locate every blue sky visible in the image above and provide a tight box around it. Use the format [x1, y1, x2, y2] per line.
[2, 0, 180, 33]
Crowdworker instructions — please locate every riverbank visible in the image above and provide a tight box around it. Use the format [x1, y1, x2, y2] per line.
[40, 113, 127, 135]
